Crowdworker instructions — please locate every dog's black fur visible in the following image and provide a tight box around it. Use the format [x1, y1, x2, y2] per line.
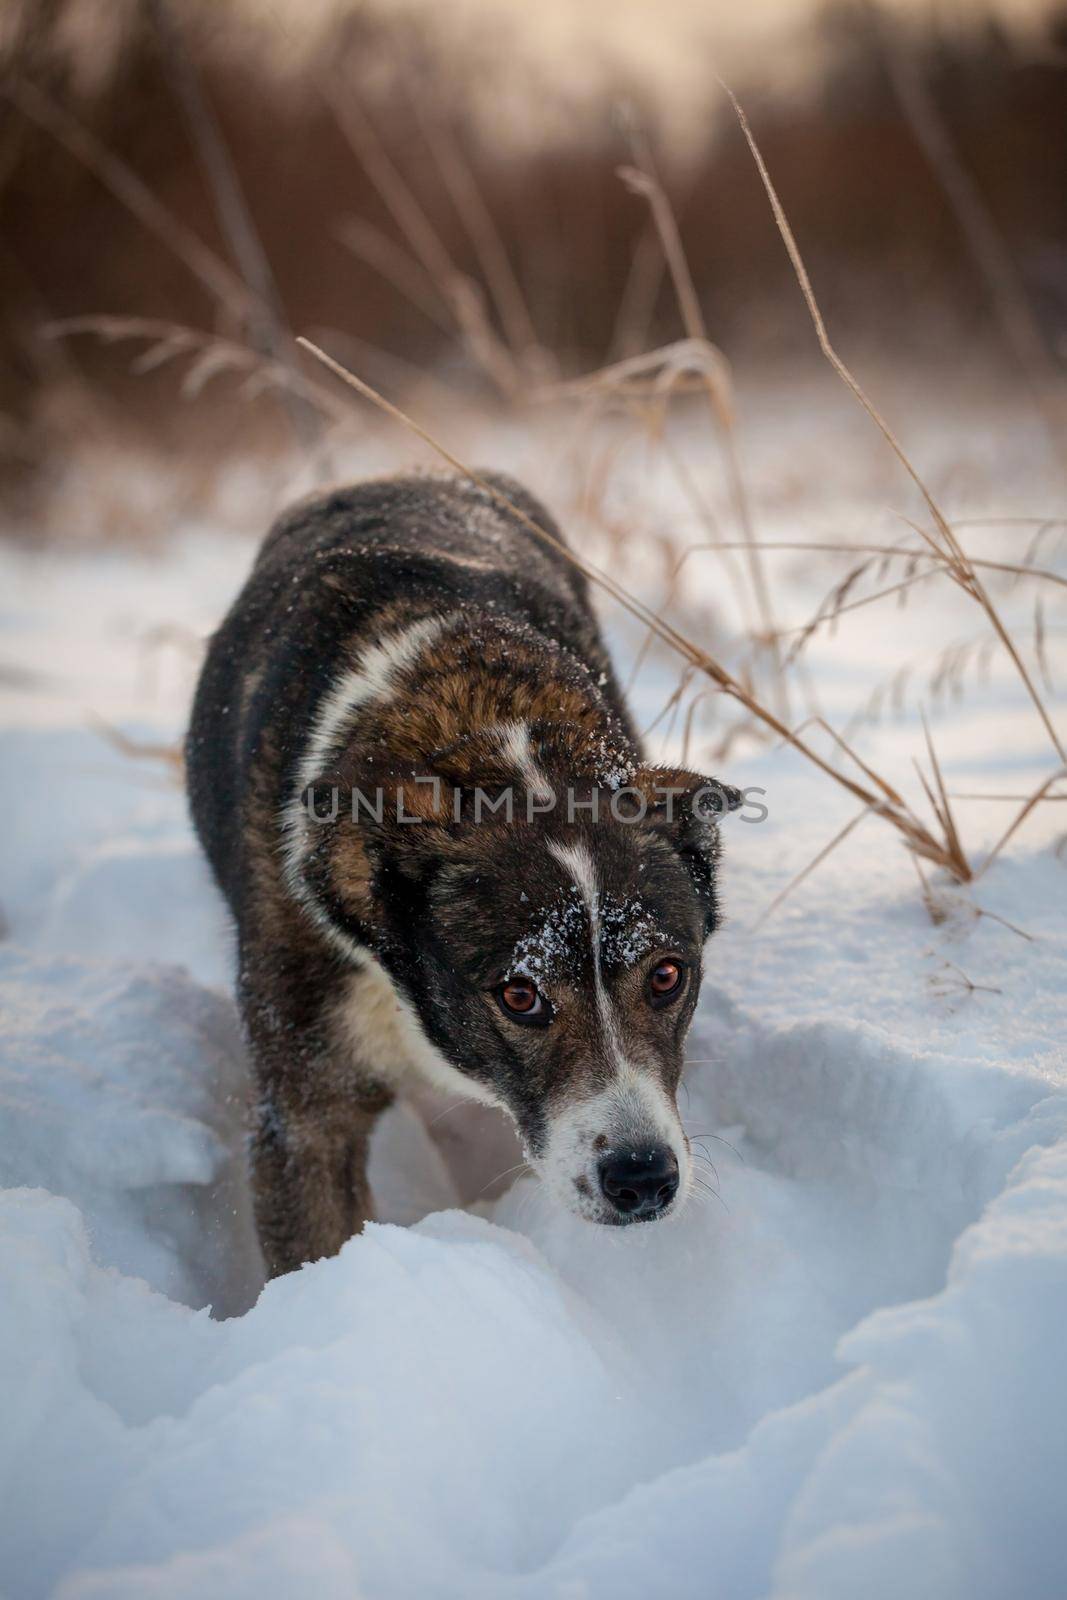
[188, 473, 738, 1275]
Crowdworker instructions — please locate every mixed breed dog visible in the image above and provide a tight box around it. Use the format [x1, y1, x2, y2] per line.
[188, 473, 740, 1276]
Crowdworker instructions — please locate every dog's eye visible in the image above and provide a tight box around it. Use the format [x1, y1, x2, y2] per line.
[647, 959, 686, 1007]
[496, 979, 551, 1025]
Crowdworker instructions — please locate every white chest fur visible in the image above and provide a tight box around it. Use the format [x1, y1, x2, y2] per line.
[333, 957, 505, 1111]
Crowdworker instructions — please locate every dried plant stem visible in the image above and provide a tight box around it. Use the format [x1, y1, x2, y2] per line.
[50, 317, 354, 427]
[954, 517, 1067, 530]
[681, 689, 716, 765]
[786, 570, 943, 657]
[144, 0, 282, 339]
[920, 711, 966, 873]
[87, 713, 184, 779]
[754, 807, 873, 928]
[724, 82, 1066, 769]
[143, 0, 313, 443]
[660, 436, 753, 626]
[875, 9, 1066, 445]
[977, 766, 1067, 876]
[950, 791, 1067, 802]
[930, 959, 1002, 999]
[619, 433, 753, 698]
[607, 223, 666, 361]
[4, 78, 251, 319]
[619, 135, 704, 344]
[618, 135, 784, 711]
[410, 92, 545, 373]
[321, 74, 519, 396]
[674, 540, 1067, 592]
[334, 218, 454, 333]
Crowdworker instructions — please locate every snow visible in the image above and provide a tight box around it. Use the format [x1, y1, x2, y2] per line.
[1, 367, 1065, 1598]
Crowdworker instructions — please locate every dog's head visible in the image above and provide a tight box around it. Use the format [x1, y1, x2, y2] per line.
[300, 729, 739, 1225]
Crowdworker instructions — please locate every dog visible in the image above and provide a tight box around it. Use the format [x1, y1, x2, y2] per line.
[187, 472, 740, 1277]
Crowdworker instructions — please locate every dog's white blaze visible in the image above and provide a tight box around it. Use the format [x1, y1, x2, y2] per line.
[544, 838, 688, 1214]
[547, 839, 625, 1065]
[280, 613, 458, 958]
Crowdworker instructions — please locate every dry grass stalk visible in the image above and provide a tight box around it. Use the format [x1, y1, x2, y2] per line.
[664, 533, 1065, 687]
[929, 959, 1002, 1000]
[977, 766, 1067, 877]
[657, 435, 754, 632]
[618, 158, 705, 355]
[1018, 521, 1062, 575]
[409, 91, 548, 378]
[843, 613, 1060, 743]
[143, 0, 299, 391]
[640, 664, 694, 744]
[916, 712, 969, 879]
[681, 689, 716, 765]
[723, 82, 1067, 771]
[929, 636, 996, 705]
[87, 713, 184, 781]
[607, 223, 667, 361]
[617, 138, 785, 711]
[949, 792, 1067, 802]
[975, 906, 1034, 942]
[4, 79, 253, 322]
[45, 317, 355, 428]
[782, 565, 938, 664]
[303, 325, 457, 414]
[321, 74, 521, 397]
[1034, 595, 1054, 694]
[334, 218, 454, 334]
[875, 6, 1067, 445]
[539, 340, 762, 656]
[804, 715, 909, 808]
[673, 539, 1067, 594]
[753, 807, 874, 929]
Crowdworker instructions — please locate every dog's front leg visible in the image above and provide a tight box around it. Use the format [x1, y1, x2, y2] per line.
[248, 1093, 384, 1278]
[242, 978, 392, 1278]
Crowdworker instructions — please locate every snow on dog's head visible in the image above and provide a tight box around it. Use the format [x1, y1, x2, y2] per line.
[316, 753, 741, 1226]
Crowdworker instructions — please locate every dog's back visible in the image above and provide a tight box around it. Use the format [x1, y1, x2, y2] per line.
[187, 472, 631, 910]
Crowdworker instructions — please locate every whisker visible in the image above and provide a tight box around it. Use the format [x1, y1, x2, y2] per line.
[513, 1172, 547, 1232]
[426, 1099, 471, 1128]
[475, 1160, 533, 1200]
[689, 1173, 728, 1213]
[684, 1129, 746, 1163]
[690, 1144, 721, 1187]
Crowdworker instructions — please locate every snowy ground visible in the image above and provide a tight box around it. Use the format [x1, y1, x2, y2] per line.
[2, 363, 1066, 1599]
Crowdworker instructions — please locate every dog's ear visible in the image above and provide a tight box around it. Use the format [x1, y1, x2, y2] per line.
[632, 766, 741, 935]
[634, 766, 743, 832]
[295, 754, 455, 949]
[298, 744, 525, 948]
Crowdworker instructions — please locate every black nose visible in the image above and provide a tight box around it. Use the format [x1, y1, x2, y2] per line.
[598, 1147, 679, 1220]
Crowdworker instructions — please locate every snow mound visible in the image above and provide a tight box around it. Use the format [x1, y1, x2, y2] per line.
[2, 927, 1066, 1599]
[0, 947, 261, 1313]
[4, 1122, 1067, 1600]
